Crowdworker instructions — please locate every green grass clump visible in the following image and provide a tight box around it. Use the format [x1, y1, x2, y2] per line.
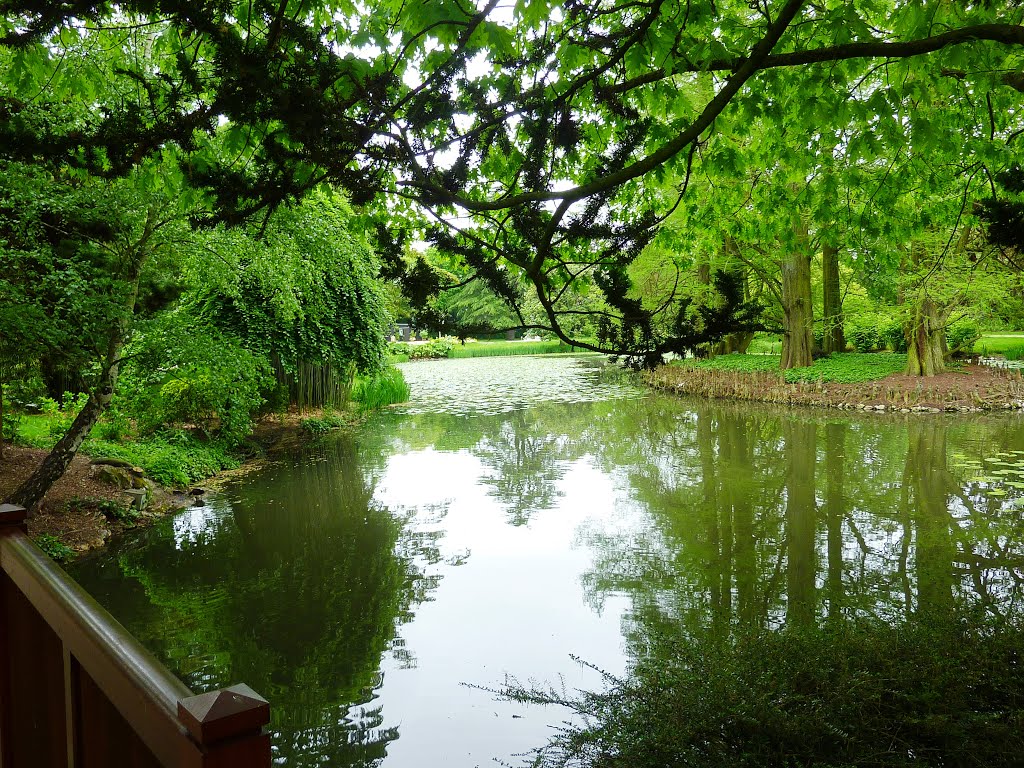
[34, 534, 75, 563]
[352, 366, 410, 410]
[81, 432, 239, 487]
[300, 413, 351, 435]
[13, 415, 238, 486]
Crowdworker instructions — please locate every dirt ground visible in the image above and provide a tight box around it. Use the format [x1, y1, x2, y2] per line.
[0, 446, 192, 551]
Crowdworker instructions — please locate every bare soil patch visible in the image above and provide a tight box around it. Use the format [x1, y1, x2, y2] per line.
[0, 446, 191, 553]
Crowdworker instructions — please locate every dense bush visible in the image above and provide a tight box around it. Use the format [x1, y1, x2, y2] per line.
[505, 613, 1024, 768]
[126, 324, 272, 446]
[879, 318, 908, 352]
[83, 431, 239, 487]
[946, 321, 980, 354]
[847, 319, 882, 352]
[407, 338, 455, 359]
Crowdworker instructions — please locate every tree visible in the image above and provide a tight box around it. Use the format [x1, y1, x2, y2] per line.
[6, 1, 1024, 370]
[1, 159, 191, 510]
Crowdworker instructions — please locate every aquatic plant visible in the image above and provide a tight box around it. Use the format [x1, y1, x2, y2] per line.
[352, 366, 411, 410]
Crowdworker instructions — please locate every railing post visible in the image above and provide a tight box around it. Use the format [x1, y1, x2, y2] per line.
[177, 683, 271, 767]
[0, 504, 27, 768]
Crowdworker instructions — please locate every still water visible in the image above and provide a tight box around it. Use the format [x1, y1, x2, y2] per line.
[72, 355, 1024, 766]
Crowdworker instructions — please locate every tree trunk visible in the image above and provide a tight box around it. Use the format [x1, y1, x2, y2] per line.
[8, 357, 120, 511]
[905, 294, 948, 376]
[824, 422, 845, 620]
[781, 250, 814, 369]
[0, 377, 5, 460]
[821, 243, 845, 354]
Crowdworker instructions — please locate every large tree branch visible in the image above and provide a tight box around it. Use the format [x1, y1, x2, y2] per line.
[605, 23, 1024, 95]
[404, 0, 801, 212]
[405, 20, 1024, 213]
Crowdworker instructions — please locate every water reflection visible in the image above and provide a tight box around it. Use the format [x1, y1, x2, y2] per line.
[581, 400, 1024, 636]
[74, 439, 440, 766]
[558, 401, 1024, 767]
[69, 357, 1024, 767]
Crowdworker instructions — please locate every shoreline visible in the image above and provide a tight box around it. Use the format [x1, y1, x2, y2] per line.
[8, 360, 1024, 560]
[645, 362, 1024, 413]
[0, 413, 335, 561]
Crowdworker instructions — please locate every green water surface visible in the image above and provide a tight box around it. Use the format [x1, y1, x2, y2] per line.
[71, 355, 1024, 767]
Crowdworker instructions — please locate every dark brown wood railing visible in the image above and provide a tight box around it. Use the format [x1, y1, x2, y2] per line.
[0, 503, 271, 767]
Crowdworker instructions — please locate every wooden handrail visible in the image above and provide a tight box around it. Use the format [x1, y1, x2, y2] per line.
[0, 503, 270, 767]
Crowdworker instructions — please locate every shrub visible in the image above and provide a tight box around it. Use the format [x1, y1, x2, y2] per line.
[1, 407, 20, 443]
[66, 496, 138, 524]
[41, 392, 89, 438]
[408, 338, 454, 359]
[96, 404, 131, 441]
[83, 431, 239, 487]
[946, 321, 980, 355]
[879, 318, 908, 352]
[847, 319, 881, 352]
[300, 413, 351, 434]
[35, 534, 74, 563]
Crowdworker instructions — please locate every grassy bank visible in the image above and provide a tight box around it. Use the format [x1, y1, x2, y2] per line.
[14, 414, 240, 487]
[680, 352, 908, 384]
[389, 337, 591, 362]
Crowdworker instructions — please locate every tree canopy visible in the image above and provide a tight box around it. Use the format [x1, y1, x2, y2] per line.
[4, 1, 1024, 365]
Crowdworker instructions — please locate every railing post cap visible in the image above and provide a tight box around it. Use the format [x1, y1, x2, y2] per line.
[0, 504, 27, 524]
[177, 683, 270, 745]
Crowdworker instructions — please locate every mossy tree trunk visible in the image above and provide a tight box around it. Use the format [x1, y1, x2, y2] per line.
[781, 249, 814, 369]
[905, 292, 949, 376]
[821, 243, 845, 354]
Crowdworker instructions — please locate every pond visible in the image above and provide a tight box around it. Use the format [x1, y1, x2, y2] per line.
[71, 355, 1024, 767]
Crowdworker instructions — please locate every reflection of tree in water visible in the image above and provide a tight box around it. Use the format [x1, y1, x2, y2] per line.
[532, 403, 1024, 767]
[73, 436, 441, 768]
[389, 402, 613, 526]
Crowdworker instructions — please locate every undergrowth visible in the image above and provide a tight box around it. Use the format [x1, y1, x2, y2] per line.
[300, 412, 354, 434]
[499, 613, 1024, 768]
[34, 534, 74, 563]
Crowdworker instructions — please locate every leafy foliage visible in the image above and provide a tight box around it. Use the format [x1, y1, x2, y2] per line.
[503, 614, 1024, 768]
[34, 534, 74, 563]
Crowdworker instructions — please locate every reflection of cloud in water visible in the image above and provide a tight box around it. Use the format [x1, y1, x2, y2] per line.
[170, 502, 227, 549]
[397, 355, 643, 415]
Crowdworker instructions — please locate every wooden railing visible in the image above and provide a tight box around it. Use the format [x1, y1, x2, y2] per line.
[0, 503, 271, 768]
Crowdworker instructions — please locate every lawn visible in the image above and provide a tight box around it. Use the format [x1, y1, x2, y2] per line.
[979, 332, 1024, 359]
[677, 352, 909, 384]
